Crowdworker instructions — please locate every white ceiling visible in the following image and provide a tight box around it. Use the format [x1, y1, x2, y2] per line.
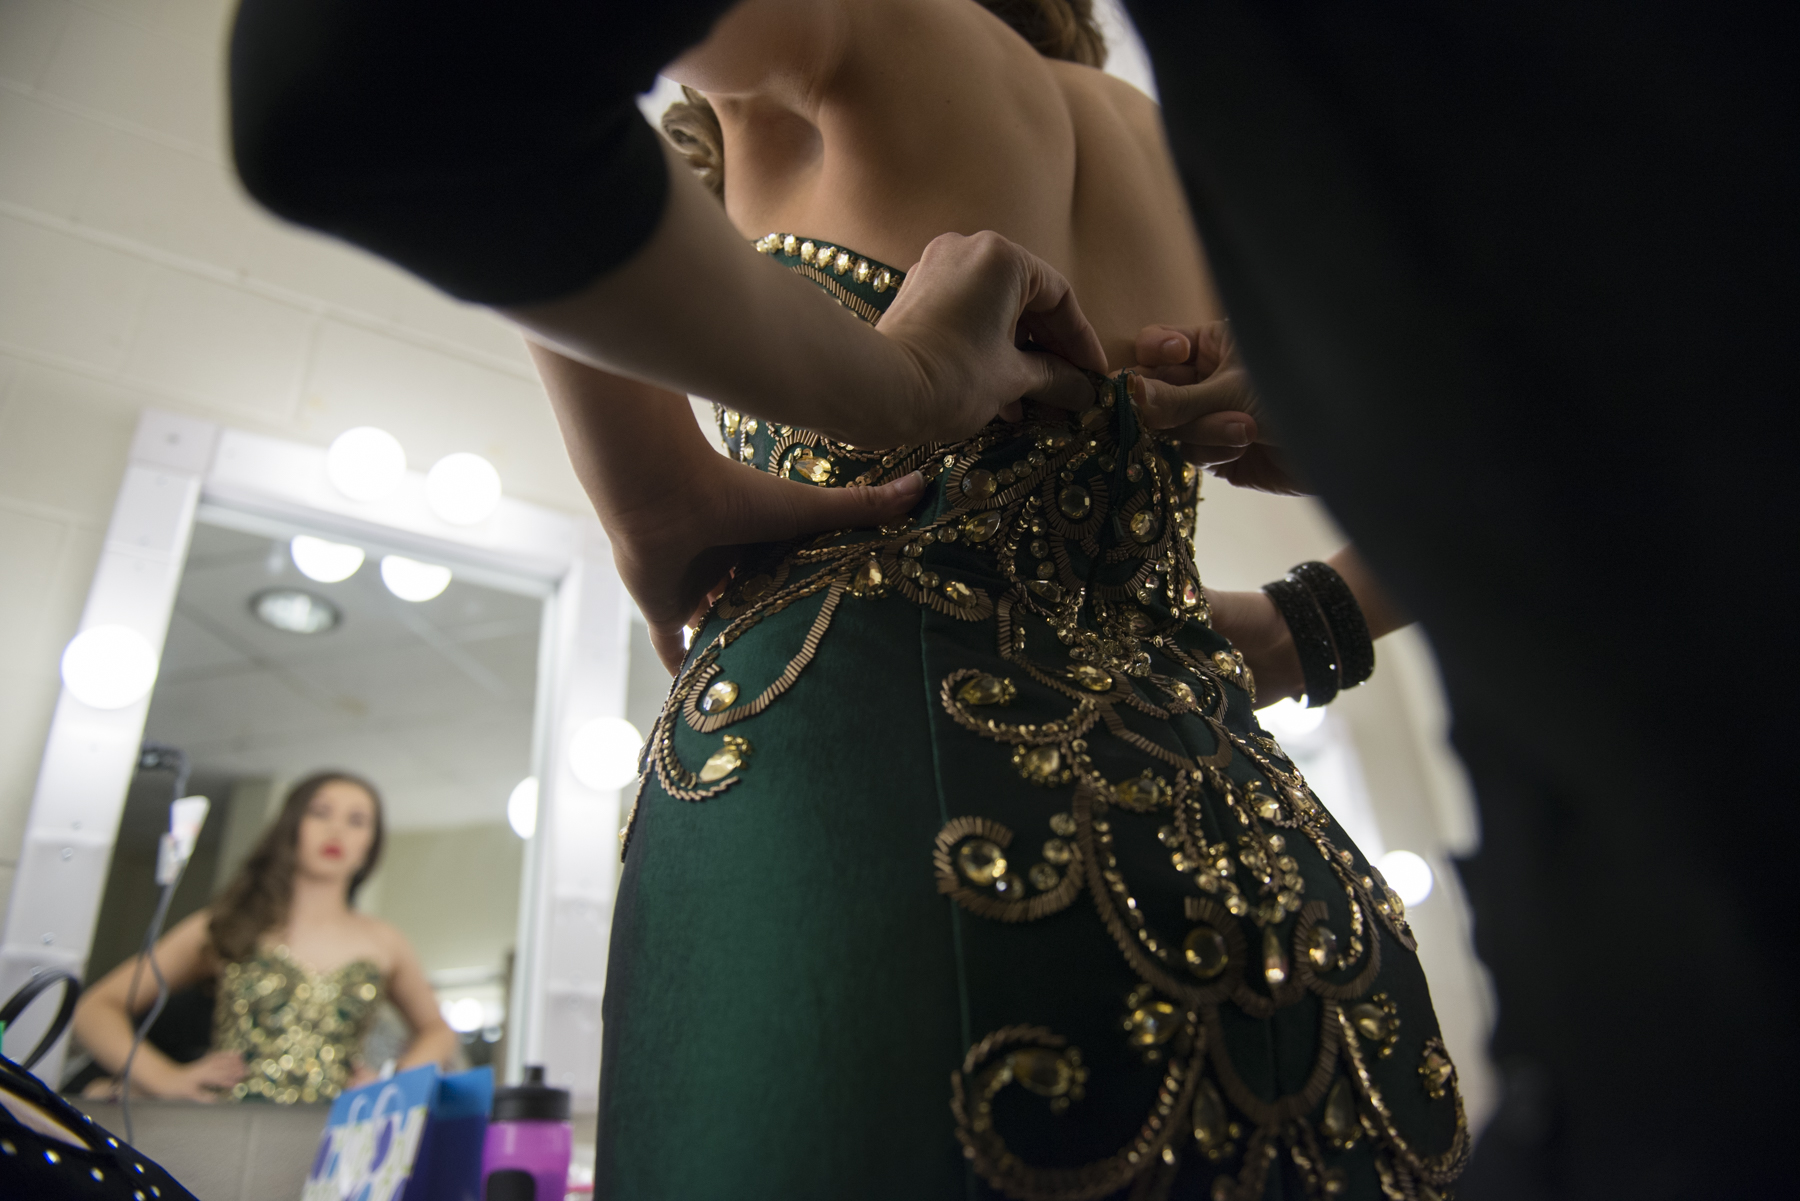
[143, 520, 541, 831]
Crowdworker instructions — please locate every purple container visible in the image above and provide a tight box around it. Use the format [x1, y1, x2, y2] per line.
[480, 1065, 572, 1201]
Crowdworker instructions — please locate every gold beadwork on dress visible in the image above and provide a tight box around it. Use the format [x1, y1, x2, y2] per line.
[789, 452, 833, 484]
[213, 945, 382, 1105]
[635, 240, 1466, 1201]
[956, 673, 1015, 706]
[697, 735, 752, 783]
[957, 839, 1008, 886]
[1308, 923, 1340, 969]
[1419, 1038, 1456, 1100]
[1321, 1076, 1361, 1149]
[1182, 925, 1229, 979]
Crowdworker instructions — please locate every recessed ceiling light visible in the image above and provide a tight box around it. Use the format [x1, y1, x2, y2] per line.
[326, 427, 407, 502]
[426, 452, 503, 525]
[290, 535, 365, 583]
[250, 588, 341, 634]
[380, 555, 452, 602]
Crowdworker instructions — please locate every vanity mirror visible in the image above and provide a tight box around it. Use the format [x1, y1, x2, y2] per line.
[0, 410, 631, 1107]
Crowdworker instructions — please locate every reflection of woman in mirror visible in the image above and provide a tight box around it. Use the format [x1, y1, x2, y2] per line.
[71, 773, 457, 1103]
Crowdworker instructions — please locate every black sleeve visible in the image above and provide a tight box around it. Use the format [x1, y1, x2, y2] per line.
[229, 0, 736, 306]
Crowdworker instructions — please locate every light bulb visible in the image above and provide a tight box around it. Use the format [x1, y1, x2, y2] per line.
[290, 535, 365, 583]
[1376, 850, 1434, 908]
[326, 427, 406, 502]
[1256, 696, 1326, 741]
[425, 453, 503, 526]
[443, 997, 485, 1033]
[507, 777, 539, 839]
[567, 717, 644, 791]
[379, 555, 452, 602]
[60, 625, 158, 710]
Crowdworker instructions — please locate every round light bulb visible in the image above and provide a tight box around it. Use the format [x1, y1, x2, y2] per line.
[425, 453, 503, 526]
[325, 427, 407, 502]
[443, 997, 485, 1034]
[1376, 850, 1435, 908]
[379, 555, 452, 602]
[290, 535, 365, 583]
[1256, 696, 1326, 741]
[507, 777, 539, 839]
[567, 717, 644, 791]
[60, 625, 159, 710]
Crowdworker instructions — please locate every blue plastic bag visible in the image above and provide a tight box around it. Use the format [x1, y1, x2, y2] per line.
[301, 1065, 492, 1201]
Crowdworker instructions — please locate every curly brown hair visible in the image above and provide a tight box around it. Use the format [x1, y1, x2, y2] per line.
[661, 0, 1106, 199]
[207, 771, 385, 962]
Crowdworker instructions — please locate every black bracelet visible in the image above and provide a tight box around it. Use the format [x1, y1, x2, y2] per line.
[1291, 561, 1375, 689]
[1262, 575, 1339, 707]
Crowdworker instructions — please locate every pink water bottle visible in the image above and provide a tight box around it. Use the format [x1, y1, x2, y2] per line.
[481, 1065, 572, 1201]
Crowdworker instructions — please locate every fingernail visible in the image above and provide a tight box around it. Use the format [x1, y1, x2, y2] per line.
[1161, 336, 1184, 357]
[893, 471, 925, 496]
[1226, 422, 1249, 446]
[1127, 373, 1143, 402]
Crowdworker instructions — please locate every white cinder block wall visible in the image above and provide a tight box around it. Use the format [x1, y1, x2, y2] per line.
[0, 0, 588, 924]
[0, 0, 1495, 1129]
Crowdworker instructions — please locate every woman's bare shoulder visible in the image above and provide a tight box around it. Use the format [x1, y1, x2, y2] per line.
[351, 912, 418, 968]
[1047, 59, 1167, 144]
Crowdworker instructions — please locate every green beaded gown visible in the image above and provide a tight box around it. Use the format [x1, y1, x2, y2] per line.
[597, 236, 1470, 1201]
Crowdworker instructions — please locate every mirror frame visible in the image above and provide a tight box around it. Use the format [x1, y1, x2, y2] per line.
[0, 409, 631, 1105]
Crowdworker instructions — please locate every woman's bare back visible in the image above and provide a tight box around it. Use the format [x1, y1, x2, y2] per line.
[668, 0, 1221, 369]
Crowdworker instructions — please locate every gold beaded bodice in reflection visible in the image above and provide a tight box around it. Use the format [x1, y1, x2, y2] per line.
[212, 944, 382, 1104]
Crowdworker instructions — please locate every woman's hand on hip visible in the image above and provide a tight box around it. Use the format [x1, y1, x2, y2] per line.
[875, 231, 1109, 445]
[155, 1050, 247, 1102]
[1131, 321, 1306, 496]
[620, 457, 925, 673]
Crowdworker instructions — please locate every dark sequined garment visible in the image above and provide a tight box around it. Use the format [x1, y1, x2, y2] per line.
[212, 944, 382, 1104]
[599, 237, 1468, 1201]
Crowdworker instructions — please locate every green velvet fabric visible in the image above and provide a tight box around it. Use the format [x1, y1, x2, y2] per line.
[595, 242, 1466, 1201]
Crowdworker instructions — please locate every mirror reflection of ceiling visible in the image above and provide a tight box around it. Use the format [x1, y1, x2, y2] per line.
[144, 521, 541, 831]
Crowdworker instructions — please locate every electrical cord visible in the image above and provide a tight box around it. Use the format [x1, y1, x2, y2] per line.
[117, 743, 193, 1148]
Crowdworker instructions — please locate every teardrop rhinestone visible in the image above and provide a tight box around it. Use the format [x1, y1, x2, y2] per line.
[962, 511, 1003, 543]
[1321, 1076, 1360, 1145]
[1182, 925, 1229, 980]
[1008, 1047, 1073, 1097]
[1350, 1002, 1389, 1042]
[790, 453, 832, 483]
[1262, 925, 1289, 987]
[1070, 664, 1114, 692]
[852, 559, 884, 592]
[697, 738, 750, 783]
[956, 674, 1013, 706]
[1307, 924, 1340, 969]
[700, 680, 739, 713]
[956, 839, 1007, 886]
[1191, 1078, 1229, 1154]
[944, 580, 976, 607]
[1123, 1000, 1180, 1047]
[1129, 511, 1159, 542]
